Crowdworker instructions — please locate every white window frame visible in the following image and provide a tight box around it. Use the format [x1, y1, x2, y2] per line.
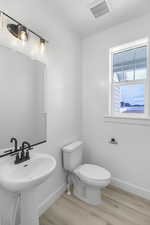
[109, 38, 150, 118]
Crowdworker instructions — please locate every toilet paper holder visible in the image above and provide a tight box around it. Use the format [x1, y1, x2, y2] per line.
[109, 138, 118, 145]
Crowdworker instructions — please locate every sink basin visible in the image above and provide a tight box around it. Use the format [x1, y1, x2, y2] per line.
[0, 152, 56, 192]
[0, 152, 56, 225]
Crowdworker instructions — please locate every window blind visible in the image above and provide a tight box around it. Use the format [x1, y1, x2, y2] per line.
[113, 46, 147, 74]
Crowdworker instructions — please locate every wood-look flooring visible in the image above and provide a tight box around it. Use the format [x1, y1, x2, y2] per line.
[40, 185, 150, 225]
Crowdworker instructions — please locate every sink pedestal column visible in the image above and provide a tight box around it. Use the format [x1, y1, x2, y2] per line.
[20, 188, 39, 225]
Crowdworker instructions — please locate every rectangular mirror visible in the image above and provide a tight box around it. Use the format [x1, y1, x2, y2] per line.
[0, 45, 46, 151]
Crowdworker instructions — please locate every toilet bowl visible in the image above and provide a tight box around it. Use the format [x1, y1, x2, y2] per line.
[62, 141, 111, 205]
[73, 164, 111, 205]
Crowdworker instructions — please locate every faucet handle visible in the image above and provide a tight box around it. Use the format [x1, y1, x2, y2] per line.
[14, 153, 20, 164]
[21, 149, 25, 160]
[22, 141, 31, 150]
[26, 149, 30, 160]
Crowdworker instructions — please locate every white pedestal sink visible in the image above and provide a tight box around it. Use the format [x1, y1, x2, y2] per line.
[0, 152, 56, 225]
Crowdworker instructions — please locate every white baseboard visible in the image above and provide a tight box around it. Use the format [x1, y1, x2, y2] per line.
[39, 183, 66, 216]
[111, 177, 150, 200]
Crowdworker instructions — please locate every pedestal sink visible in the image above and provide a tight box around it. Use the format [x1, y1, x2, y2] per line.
[0, 152, 56, 225]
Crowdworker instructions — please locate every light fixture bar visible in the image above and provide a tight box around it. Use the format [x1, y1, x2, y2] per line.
[0, 9, 48, 43]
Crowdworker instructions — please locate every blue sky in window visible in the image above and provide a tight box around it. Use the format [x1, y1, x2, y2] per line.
[120, 84, 144, 106]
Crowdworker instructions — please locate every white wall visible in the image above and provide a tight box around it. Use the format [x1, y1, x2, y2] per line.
[0, 0, 81, 224]
[82, 14, 150, 199]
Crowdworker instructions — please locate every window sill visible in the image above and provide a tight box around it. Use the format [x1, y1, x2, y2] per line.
[104, 115, 150, 126]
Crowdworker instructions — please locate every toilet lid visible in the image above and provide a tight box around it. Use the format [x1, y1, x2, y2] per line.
[74, 164, 111, 181]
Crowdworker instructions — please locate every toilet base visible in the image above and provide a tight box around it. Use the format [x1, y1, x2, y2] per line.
[73, 178, 102, 205]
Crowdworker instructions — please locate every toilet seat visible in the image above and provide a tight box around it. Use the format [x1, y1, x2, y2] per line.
[74, 164, 111, 186]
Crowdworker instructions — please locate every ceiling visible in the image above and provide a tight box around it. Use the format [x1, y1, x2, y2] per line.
[51, 0, 150, 38]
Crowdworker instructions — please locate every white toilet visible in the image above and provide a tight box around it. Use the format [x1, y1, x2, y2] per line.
[62, 141, 111, 205]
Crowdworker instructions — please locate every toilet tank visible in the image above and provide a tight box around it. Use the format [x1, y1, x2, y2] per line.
[62, 141, 83, 171]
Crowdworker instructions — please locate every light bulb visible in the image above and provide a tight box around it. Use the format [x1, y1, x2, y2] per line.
[18, 25, 28, 41]
[40, 38, 45, 54]
[21, 30, 27, 41]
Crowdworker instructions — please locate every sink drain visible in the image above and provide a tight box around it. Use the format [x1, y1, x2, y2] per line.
[24, 164, 28, 167]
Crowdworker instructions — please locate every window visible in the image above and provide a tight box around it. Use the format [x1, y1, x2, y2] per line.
[109, 38, 149, 118]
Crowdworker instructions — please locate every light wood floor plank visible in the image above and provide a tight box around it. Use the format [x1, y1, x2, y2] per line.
[40, 185, 150, 225]
[103, 186, 150, 217]
[64, 194, 135, 225]
[102, 195, 150, 225]
[40, 216, 55, 225]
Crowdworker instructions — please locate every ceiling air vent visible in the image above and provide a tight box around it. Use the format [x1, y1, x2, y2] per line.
[90, 0, 110, 18]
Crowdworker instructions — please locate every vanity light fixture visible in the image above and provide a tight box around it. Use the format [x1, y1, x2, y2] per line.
[0, 9, 48, 48]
